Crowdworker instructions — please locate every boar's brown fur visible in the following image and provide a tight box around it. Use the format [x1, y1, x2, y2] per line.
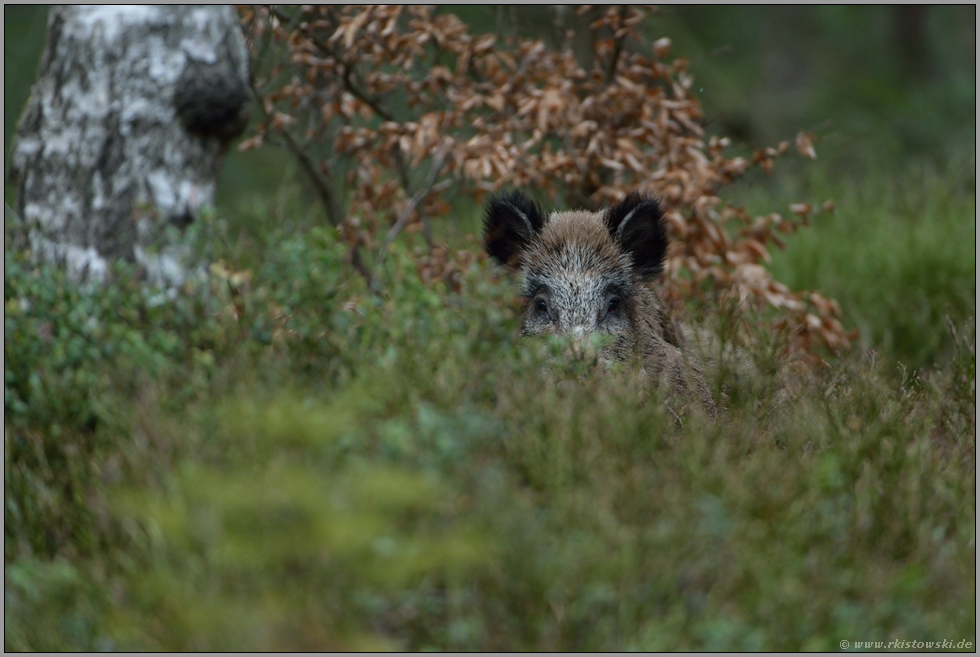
[484, 190, 716, 413]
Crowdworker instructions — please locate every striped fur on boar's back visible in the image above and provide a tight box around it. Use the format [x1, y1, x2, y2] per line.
[483, 190, 715, 413]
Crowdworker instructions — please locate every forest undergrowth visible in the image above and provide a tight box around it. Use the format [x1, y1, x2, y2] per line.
[5, 155, 975, 650]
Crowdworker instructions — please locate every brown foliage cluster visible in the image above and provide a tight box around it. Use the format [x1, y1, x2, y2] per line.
[240, 5, 853, 362]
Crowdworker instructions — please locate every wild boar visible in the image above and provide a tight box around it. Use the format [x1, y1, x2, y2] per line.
[484, 190, 716, 413]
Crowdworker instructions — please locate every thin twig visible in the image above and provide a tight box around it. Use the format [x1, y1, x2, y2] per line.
[249, 81, 340, 227]
[268, 7, 395, 122]
[604, 6, 629, 84]
[278, 6, 445, 253]
[374, 144, 452, 271]
[248, 78, 374, 287]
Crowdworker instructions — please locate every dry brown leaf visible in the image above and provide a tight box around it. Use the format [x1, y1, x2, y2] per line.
[796, 131, 817, 159]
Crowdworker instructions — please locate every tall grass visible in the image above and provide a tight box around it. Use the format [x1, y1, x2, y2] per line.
[730, 147, 976, 372]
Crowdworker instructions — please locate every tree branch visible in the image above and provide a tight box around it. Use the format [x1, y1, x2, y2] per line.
[604, 6, 629, 84]
[248, 78, 374, 287]
[374, 144, 451, 271]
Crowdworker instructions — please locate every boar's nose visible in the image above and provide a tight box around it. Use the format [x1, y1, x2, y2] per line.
[566, 325, 593, 360]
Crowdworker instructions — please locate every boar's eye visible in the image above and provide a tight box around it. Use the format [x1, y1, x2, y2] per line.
[535, 298, 549, 315]
[606, 297, 620, 315]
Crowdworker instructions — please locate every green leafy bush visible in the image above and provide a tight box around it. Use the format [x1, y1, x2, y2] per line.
[4, 557, 106, 651]
[4, 247, 231, 560]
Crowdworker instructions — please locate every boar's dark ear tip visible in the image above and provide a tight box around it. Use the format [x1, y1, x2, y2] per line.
[606, 192, 668, 281]
[482, 189, 545, 268]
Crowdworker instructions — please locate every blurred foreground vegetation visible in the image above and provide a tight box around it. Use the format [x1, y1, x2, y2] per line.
[4, 4, 976, 651]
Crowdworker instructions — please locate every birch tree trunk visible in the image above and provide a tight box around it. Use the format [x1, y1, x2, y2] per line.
[8, 6, 250, 285]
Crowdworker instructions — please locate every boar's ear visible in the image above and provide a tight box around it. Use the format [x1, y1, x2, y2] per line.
[483, 190, 545, 269]
[605, 192, 669, 280]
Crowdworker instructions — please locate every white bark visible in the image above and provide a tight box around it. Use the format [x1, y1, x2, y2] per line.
[8, 5, 250, 285]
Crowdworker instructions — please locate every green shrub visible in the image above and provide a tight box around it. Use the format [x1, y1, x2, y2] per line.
[4, 175, 974, 650]
[3, 247, 232, 560]
[4, 557, 107, 651]
[740, 148, 976, 371]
